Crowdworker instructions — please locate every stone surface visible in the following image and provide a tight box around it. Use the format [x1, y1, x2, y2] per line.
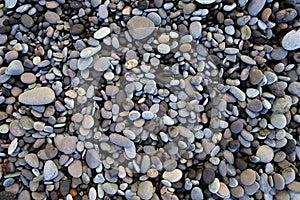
[6, 60, 24, 75]
[138, 181, 154, 200]
[68, 160, 82, 178]
[44, 160, 58, 180]
[282, 30, 300, 50]
[19, 87, 56, 105]
[247, 0, 266, 16]
[127, 16, 155, 40]
[256, 145, 274, 163]
[240, 169, 256, 186]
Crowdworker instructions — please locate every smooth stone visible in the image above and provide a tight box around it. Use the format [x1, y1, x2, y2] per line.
[80, 46, 101, 58]
[138, 181, 154, 200]
[273, 173, 285, 190]
[54, 135, 76, 154]
[282, 29, 300, 50]
[142, 111, 154, 120]
[0, 34, 8, 44]
[189, 22, 202, 39]
[89, 187, 97, 200]
[240, 169, 256, 186]
[196, 0, 216, 4]
[102, 183, 118, 195]
[271, 47, 288, 61]
[8, 138, 18, 155]
[21, 14, 34, 28]
[208, 178, 220, 194]
[45, 11, 60, 24]
[109, 133, 132, 148]
[105, 85, 119, 96]
[6, 60, 24, 75]
[241, 25, 251, 40]
[157, 44, 170, 54]
[68, 160, 82, 178]
[70, 24, 84, 35]
[18, 190, 30, 200]
[191, 187, 203, 200]
[44, 160, 58, 180]
[20, 73, 36, 84]
[260, 173, 271, 193]
[270, 113, 287, 129]
[19, 87, 56, 105]
[256, 145, 274, 163]
[247, 0, 266, 16]
[247, 99, 263, 112]
[98, 5, 108, 19]
[241, 55, 256, 65]
[94, 27, 111, 39]
[127, 16, 155, 40]
[230, 119, 244, 134]
[162, 169, 182, 182]
[288, 82, 300, 97]
[202, 168, 215, 184]
[82, 115, 94, 129]
[282, 167, 295, 184]
[5, 0, 17, 8]
[86, 149, 100, 169]
[25, 153, 39, 168]
[287, 182, 300, 192]
[229, 86, 246, 101]
[218, 182, 230, 198]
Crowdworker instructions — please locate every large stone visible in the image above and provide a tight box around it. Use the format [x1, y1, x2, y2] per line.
[282, 30, 300, 51]
[19, 87, 56, 105]
[127, 16, 155, 40]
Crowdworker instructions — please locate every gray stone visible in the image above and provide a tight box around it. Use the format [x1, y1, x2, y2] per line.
[109, 133, 132, 148]
[25, 153, 39, 168]
[276, 8, 297, 23]
[191, 187, 203, 200]
[247, 0, 266, 16]
[21, 14, 34, 28]
[273, 173, 285, 190]
[288, 82, 300, 97]
[86, 149, 100, 169]
[102, 183, 118, 195]
[282, 167, 295, 184]
[162, 169, 182, 182]
[271, 47, 288, 61]
[272, 96, 292, 113]
[127, 16, 155, 40]
[45, 11, 60, 24]
[68, 160, 82, 178]
[5, 0, 17, 9]
[229, 86, 246, 101]
[6, 60, 24, 75]
[94, 27, 111, 40]
[147, 12, 161, 25]
[256, 145, 274, 163]
[138, 181, 154, 200]
[44, 160, 58, 180]
[98, 5, 108, 19]
[0, 34, 8, 45]
[189, 22, 202, 39]
[270, 113, 287, 129]
[196, 0, 216, 4]
[19, 87, 56, 105]
[282, 30, 300, 51]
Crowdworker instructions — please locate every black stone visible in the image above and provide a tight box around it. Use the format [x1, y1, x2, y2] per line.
[138, 0, 149, 10]
[202, 168, 215, 184]
[60, 180, 70, 196]
[283, 139, 296, 154]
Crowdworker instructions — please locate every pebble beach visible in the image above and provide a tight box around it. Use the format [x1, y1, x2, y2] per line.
[1, 0, 300, 199]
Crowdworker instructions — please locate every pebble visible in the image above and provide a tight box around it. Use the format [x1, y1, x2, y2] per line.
[85, 149, 100, 169]
[21, 14, 34, 28]
[8, 138, 18, 155]
[127, 16, 155, 40]
[162, 169, 182, 182]
[230, 119, 244, 134]
[157, 44, 170, 54]
[247, 99, 263, 112]
[98, 5, 108, 19]
[270, 113, 287, 129]
[20, 73, 36, 84]
[109, 133, 132, 148]
[276, 8, 297, 23]
[68, 160, 82, 178]
[272, 96, 292, 113]
[288, 82, 300, 97]
[240, 169, 256, 185]
[5, 0, 17, 9]
[189, 22, 202, 39]
[94, 27, 111, 40]
[25, 153, 39, 168]
[247, 0, 266, 16]
[202, 168, 215, 184]
[45, 11, 60, 24]
[191, 187, 203, 200]
[282, 29, 300, 50]
[44, 160, 58, 180]
[102, 183, 118, 195]
[241, 55, 256, 65]
[287, 182, 300, 192]
[256, 145, 274, 163]
[70, 24, 84, 35]
[19, 87, 56, 105]
[208, 178, 220, 194]
[138, 181, 154, 200]
[6, 60, 24, 75]
[218, 182, 230, 198]
[273, 173, 285, 190]
[196, 0, 216, 4]
[54, 135, 76, 154]
[271, 47, 288, 61]
[282, 167, 295, 184]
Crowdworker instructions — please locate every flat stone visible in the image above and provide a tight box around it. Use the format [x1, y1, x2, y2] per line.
[6, 60, 24, 75]
[230, 186, 244, 198]
[109, 133, 132, 148]
[282, 29, 300, 51]
[8, 138, 18, 155]
[189, 21, 202, 39]
[94, 27, 111, 40]
[89, 187, 97, 200]
[86, 149, 100, 169]
[241, 55, 256, 65]
[157, 44, 170, 54]
[208, 178, 220, 194]
[196, 0, 216, 4]
[20, 73, 36, 84]
[94, 57, 111, 71]
[10, 120, 26, 137]
[230, 119, 244, 134]
[19, 87, 56, 105]
[80, 46, 101, 58]
[260, 173, 271, 193]
[271, 113, 287, 129]
[191, 187, 203, 200]
[218, 182, 230, 198]
[288, 82, 300, 97]
[247, 0, 266, 16]
[25, 153, 39, 168]
[271, 47, 288, 61]
[162, 169, 182, 182]
[98, 5, 108, 19]
[282, 167, 295, 184]
[44, 160, 58, 180]
[287, 181, 300, 192]
[68, 160, 82, 178]
[229, 86, 246, 101]
[273, 173, 285, 190]
[54, 135, 76, 154]
[247, 99, 263, 112]
[70, 24, 84, 35]
[21, 14, 34, 28]
[5, 0, 17, 8]
[82, 115, 94, 129]
[138, 181, 154, 200]
[127, 16, 155, 40]
[102, 183, 118, 195]
[240, 169, 256, 186]
[202, 168, 215, 184]
[256, 145, 274, 163]
[276, 8, 297, 23]
[45, 11, 60, 24]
